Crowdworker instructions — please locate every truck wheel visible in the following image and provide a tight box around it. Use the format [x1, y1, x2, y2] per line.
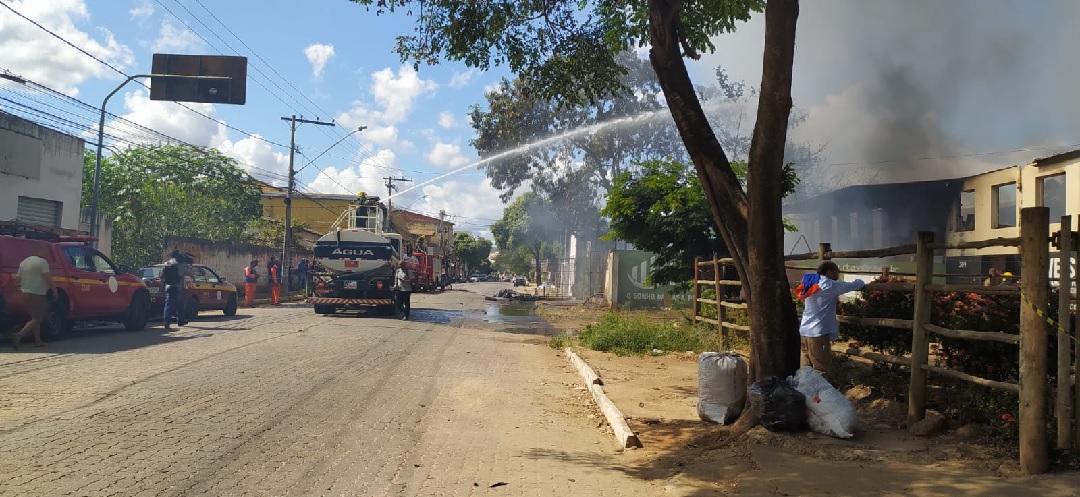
[123, 292, 150, 331]
[314, 305, 336, 315]
[42, 297, 70, 341]
[185, 297, 199, 322]
[223, 295, 238, 316]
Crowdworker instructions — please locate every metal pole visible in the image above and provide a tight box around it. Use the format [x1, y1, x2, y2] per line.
[92, 74, 141, 244]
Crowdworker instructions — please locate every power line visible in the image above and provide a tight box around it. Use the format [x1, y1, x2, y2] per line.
[0, 0, 289, 150]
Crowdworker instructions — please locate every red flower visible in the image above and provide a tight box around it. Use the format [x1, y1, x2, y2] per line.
[1001, 413, 1016, 424]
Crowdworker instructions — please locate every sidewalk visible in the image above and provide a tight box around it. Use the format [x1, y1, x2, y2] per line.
[569, 348, 1080, 496]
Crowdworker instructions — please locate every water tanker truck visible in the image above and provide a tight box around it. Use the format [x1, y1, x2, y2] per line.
[308, 194, 404, 316]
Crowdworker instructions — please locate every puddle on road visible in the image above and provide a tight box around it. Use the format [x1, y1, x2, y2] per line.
[403, 303, 557, 336]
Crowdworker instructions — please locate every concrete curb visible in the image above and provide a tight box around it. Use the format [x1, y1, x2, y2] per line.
[564, 347, 641, 449]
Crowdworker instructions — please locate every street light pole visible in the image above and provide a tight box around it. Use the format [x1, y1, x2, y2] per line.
[90, 73, 230, 245]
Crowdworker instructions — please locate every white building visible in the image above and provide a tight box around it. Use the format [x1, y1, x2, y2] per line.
[0, 111, 85, 230]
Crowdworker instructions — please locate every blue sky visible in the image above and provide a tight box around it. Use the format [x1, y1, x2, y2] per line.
[2, 0, 1079, 237]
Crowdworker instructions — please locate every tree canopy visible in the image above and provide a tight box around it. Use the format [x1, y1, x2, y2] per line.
[346, 0, 803, 382]
[82, 144, 262, 268]
[490, 192, 560, 283]
[451, 232, 493, 275]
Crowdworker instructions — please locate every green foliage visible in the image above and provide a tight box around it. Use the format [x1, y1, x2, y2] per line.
[491, 192, 560, 281]
[602, 158, 723, 286]
[247, 218, 310, 252]
[451, 232, 493, 274]
[577, 311, 721, 356]
[493, 246, 532, 276]
[82, 144, 261, 269]
[347, 1, 764, 107]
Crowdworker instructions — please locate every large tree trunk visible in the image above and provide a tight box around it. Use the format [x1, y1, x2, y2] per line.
[648, 0, 802, 381]
[746, 0, 802, 380]
[647, 0, 750, 288]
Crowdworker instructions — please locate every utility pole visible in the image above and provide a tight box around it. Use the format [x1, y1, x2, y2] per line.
[282, 115, 334, 293]
[384, 176, 411, 211]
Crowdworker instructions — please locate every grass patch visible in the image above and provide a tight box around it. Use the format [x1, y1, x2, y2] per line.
[574, 310, 722, 356]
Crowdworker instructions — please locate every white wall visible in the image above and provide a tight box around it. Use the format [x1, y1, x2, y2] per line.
[0, 112, 85, 230]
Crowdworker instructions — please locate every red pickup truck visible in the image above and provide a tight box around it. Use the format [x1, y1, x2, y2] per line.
[0, 235, 151, 340]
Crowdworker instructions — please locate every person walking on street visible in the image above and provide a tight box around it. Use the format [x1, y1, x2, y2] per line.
[395, 260, 415, 320]
[162, 250, 194, 329]
[9, 246, 56, 349]
[795, 261, 887, 380]
[244, 259, 260, 307]
[268, 257, 282, 305]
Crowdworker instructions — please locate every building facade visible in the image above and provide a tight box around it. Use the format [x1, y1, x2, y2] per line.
[0, 111, 85, 230]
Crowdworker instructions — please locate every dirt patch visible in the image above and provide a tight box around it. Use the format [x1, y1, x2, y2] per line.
[542, 305, 1080, 496]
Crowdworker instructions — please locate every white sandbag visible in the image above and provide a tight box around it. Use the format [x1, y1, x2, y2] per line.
[791, 366, 857, 438]
[697, 352, 748, 425]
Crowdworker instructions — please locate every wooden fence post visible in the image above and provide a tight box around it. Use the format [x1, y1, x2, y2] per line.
[1020, 206, 1049, 475]
[907, 231, 934, 428]
[692, 256, 701, 323]
[818, 242, 831, 261]
[1058, 216, 1073, 450]
[712, 256, 725, 345]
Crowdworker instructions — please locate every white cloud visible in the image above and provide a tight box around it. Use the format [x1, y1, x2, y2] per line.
[438, 111, 457, 128]
[0, 0, 134, 96]
[113, 89, 228, 147]
[369, 66, 437, 123]
[448, 68, 477, 88]
[129, 1, 154, 20]
[215, 135, 290, 183]
[414, 177, 512, 237]
[304, 43, 335, 77]
[426, 142, 470, 169]
[151, 19, 205, 53]
[309, 149, 398, 197]
[336, 65, 436, 150]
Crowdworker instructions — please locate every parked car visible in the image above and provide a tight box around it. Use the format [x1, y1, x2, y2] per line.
[137, 263, 238, 322]
[539, 280, 556, 290]
[513, 277, 526, 287]
[0, 232, 150, 340]
[469, 273, 480, 283]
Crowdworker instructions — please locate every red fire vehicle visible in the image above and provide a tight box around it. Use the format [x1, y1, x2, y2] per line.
[408, 251, 445, 292]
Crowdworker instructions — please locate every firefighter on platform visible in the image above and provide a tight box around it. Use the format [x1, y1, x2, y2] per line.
[244, 259, 260, 307]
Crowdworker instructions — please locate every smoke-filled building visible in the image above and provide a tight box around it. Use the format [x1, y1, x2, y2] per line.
[783, 148, 1080, 285]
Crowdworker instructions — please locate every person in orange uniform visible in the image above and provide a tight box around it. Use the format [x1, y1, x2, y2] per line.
[244, 259, 260, 307]
[268, 257, 281, 305]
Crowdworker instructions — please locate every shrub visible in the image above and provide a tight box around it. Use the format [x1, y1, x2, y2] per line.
[577, 310, 721, 355]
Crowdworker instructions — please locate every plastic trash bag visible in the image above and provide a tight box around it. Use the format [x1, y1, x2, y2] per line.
[697, 352, 748, 425]
[790, 366, 857, 438]
[748, 376, 807, 432]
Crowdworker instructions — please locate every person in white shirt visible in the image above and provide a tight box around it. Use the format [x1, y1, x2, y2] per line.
[795, 261, 887, 379]
[394, 260, 415, 321]
[10, 247, 57, 349]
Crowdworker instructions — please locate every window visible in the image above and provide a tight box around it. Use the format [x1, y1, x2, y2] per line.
[88, 251, 117, 274]
[192, 266, 209, 283]
[202, 267, 221, 284]
[958, 190, 975, 232]
[62, 247, 93, 271]
[1039, 174, 1066, 222]
[993, 183, 1017, 228]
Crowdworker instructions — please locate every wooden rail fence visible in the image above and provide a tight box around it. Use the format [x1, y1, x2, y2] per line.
[691, 207, 1075, 475]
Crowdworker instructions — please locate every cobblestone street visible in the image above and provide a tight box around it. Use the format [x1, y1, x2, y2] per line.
[0, 286, 661, 496]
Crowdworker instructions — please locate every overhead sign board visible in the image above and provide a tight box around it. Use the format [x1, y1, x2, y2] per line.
[150, 54, 247, 105]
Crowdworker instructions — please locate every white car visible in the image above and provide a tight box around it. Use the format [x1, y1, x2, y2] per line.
[539, 281, 556, 290]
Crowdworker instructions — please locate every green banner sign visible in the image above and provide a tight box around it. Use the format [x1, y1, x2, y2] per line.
[615, 250, 690, 308]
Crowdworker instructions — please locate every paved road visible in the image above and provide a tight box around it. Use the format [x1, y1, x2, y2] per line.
[0, 284, 660, 496]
